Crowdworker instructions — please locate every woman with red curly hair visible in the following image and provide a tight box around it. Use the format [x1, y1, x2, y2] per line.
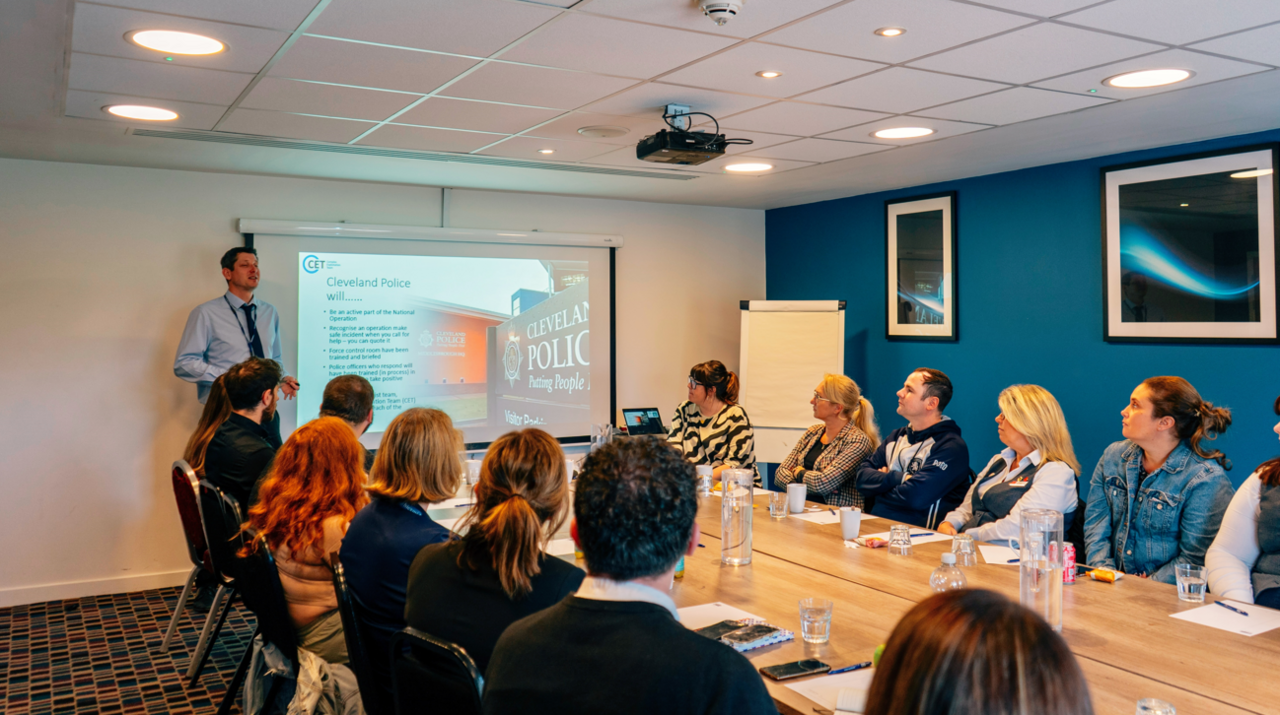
[245, 416, 368, 664]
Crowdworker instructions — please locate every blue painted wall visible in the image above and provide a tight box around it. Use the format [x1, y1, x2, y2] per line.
[766, 129, 1280, 494]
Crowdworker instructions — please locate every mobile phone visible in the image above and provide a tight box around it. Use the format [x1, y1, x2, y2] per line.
[720, 624, 781, 645]
[695, 620, 747, 639]
[760, 659, 831, 681]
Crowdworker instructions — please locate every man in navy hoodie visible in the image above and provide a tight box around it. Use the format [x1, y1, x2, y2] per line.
[855, 368, 970, 529]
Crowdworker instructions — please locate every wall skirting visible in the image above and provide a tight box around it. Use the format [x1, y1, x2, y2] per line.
[0, 569, 193, 609]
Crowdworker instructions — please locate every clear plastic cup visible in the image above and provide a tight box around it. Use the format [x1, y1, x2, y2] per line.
[1176, 564, 1206, 603]
[888, 525, 913, 556]
[769, 491, 789, 519]
[951, 533, 978, 567]
[1136, 698, 1176, 715]
[799, 598, 833, 644]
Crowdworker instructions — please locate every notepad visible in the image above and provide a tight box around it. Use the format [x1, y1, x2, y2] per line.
[979, 544, 1020, 564]
[785, 667, 875, 713]
[1170, 600, 1280, 636]
[793, 510, 842, 525]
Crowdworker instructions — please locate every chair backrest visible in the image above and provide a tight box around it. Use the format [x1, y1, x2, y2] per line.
[171, 460, 211, 572]
[329, 553, 389, 715]
[197, 480, 245, 584]
[1067, 497, 1087, 561]
[237, 527, 299, 668]
[390, 627, 483, 715]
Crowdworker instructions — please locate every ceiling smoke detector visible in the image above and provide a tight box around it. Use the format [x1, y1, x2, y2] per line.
[699, 0, 744, 26]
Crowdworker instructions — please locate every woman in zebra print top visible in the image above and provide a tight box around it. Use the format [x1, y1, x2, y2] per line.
[667, 360, 757, 483]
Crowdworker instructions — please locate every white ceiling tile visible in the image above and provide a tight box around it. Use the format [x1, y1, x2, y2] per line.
[520, 0, 577, 6]
[820, 116, 991, 143]
[87, 0, 320, 31]
[582, 0, 845, 40]
[395, 98, 563, 134]
[218, 109, 376, 143]
[64, 90, 228, 130]
[240, 78, 418, 121]
[748, 138, 892, 162]
[908, 23, 1163, 84]
[961, 0, 1109, 17]
[499, 14, 738, 78]
[763, 0, 1034, 64]
[721, 102, 890, 136]
[268, 36, 479, 93]
[1033, 49, 1271, 99]
[67, 53, 253, 104]
[582, 82, 772, 118]
[796, 67, 1009, 114]
[1190, 24, 1280, 67]
[307, 0, 560, 57]
[661, 43, 884, 99]
[524, 112, 666, 145]
[70, 4, 288, 74]
[919, 87, 1112, 125]
[1059, 0, 1280, 46]
[716, 129, 806, 154]
[699, 155, 818, 173]
[355, 124, 505, 153]
[439, 63, 638, 110]
[584, 145, 718, 173]
[477, 136, 616, 162]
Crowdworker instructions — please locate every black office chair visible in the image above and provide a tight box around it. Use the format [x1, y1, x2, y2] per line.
[330, 553, 390, 715]
[390, 627, 484, 715]
[1067, 497, 1088, 562]
[159, 460, 213, 652]
[187, 480, 246, 685]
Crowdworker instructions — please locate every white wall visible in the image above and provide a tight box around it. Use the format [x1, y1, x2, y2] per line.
[0, 158, 765, 607]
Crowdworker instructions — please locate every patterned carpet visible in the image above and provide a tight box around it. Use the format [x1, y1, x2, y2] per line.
[1, 585, 257, 714]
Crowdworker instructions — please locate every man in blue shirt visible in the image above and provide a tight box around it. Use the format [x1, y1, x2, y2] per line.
[174, 247, 299, 436]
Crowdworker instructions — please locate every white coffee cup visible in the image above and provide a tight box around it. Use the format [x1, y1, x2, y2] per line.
[695, 464, 713, 480]
[840, 507, 862, 541]
[787, 483, 807, 513]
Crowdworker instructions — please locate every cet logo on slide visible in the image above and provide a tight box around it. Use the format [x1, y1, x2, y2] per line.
[303, 255, 325, 273]
[503, 336, 523, 387]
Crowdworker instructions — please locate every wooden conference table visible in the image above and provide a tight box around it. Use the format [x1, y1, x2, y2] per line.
[681, 493, 1280, 715]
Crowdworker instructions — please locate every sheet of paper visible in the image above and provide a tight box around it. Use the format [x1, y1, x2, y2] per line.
[793, 510, 842, 525]
[785, 668, 875, 712]
[863, 528, 952, 545]
[677, 602, 764, 630]
[979, 544, 1021, 564]
[546, 538, 577, 556]
[429, 496, 475, 510]
[711, 487, 772, 498]
[1170, 600, 1280, 636]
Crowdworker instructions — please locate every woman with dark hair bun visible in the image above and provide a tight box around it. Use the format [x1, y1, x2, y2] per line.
[667, 360, 757, 483]
[1206, 395, 1280, 607]
[865, 589, 1093, 715]
[1084, 376, 1235, 584]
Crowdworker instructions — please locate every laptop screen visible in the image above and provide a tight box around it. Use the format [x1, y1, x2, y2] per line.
[622, 408, 666, 435]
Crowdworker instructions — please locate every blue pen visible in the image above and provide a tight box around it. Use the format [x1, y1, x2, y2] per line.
[1007, 558, 1021, 563]
[829, 509, 837, 516]
[909, 532, 934, 538]
[828, 661, 873, 675]
[1214, 601, 1249, 617]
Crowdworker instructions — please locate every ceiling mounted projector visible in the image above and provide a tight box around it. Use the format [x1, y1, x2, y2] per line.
[636, 104, 754, 165]
[699, 0, 743, 26]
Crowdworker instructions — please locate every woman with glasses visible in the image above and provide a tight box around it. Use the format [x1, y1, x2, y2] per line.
[937, 384, 1080, 544]
[774, 374, 879, 507]
[667, 360, 757, 483]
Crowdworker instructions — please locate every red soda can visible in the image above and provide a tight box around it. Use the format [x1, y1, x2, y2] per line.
[1063, 543, 1077, 584]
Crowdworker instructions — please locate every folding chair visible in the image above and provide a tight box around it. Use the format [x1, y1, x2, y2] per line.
[330, 553, 390, 715]
[187, 480, 245, 684]
[159, 460, 213, 651]
[390, 627, 484, 715]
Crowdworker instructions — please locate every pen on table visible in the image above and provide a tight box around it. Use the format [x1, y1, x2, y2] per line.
[909, 532, 934, 538]
[1214, 601, 1249, 617]
[828, 508, 837, 516]
[828, 661, 873, 675]
[1007, 558, 1021, 563]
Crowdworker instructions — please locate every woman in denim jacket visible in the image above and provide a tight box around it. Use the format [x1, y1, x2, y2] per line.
[1084, 376, 1234, 584]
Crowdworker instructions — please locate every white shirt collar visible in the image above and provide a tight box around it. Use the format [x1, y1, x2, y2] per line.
[223, 291, 254, 309]
[575, 576, 680, 621]
[999, 447, 1043, 473]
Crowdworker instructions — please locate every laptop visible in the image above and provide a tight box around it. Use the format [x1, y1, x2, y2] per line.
[621, 408, 667, 436]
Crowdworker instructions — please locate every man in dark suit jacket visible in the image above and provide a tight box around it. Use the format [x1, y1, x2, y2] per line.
[203, 357, 281, 513]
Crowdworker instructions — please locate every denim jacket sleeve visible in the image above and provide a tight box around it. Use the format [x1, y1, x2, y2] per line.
[1084, 450, 1117, 570]
[1149, 467, 1235, 584]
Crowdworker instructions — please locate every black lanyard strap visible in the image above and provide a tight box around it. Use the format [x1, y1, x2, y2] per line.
[223, 295, 257, 355]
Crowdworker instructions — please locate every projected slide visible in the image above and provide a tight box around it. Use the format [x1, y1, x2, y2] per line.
[296, 252, 592, 440]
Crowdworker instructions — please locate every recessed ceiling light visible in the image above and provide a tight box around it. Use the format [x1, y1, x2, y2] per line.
[538, 149, 555, 154]
[105, 105, 178, 121]
[873, 127, 934, 139]
[1181, 203, 1190, 207]
[875, 27, 906, 37]
[128, 30, 225, 55]
[755, 71, 782, 79]
[1230, 169, 1274, 179]
[578, 125, 629, 139]
[1104, 69, 1192, 89]
[724, 162, 773, 173]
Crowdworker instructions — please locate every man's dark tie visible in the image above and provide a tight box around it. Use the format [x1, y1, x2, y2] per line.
[241, 303, 265, 358]
[1134, 305, 1147, 322]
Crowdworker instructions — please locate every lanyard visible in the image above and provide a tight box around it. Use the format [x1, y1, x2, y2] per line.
[223, 295, 257, 355]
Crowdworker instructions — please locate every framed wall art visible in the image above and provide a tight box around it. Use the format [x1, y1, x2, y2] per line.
[886, 192, 957, 341]
[1102, 145, 1278, 343]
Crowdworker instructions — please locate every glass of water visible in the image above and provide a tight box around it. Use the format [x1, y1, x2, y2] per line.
[769, 491, 789, 519]
[951, 533, 978, 566]
[799, 598, 833, 644]
[1136, 698, 1176, 714]
[888, 525, 914, 556]
[1175, 564, 1207, 603]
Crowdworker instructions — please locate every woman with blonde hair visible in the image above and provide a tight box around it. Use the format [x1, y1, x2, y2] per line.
[774, 374, 879, 507]
[243, 416, 368, 664]
[938, 384, 1080, 543]
[404, 428, 585, 673]
[340, 408, 462, 698]
[181, 374, 231, 476]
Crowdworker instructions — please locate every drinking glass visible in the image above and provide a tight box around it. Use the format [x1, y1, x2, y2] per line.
[1175, 564, 1207, 603]
[1136, 698, 1176, 715]
[951, 533, 978, 567]
[696, 465, 714, 497]
[888, 525, 913, 556]
[769, 491, 789, 519]
[798, 598, 833, 644]
[465, 459, 482, 487]
[1020, 509, 1064, 633]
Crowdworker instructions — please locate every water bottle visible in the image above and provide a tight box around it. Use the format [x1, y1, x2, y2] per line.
[721, 468, 753, 566]
[1020, 509, 1064, 632]
[929, 552, 967, 592]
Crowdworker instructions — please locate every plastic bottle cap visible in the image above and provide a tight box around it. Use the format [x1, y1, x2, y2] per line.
[941, 552, 956, 565]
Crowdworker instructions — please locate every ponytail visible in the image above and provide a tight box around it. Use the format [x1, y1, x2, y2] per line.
[1191, 401, 1232, 470]
[1142, 376, 1232, 469]
[690, 360, 738, 405]
[480, 493, 543, 598]
[724, 371, 740, 405]
[854, 396, 881, 450]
